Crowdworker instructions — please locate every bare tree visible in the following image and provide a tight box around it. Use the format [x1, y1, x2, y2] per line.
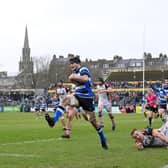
[33, 56, 51, 88]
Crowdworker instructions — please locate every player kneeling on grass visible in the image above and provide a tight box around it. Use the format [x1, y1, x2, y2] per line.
[44, 56, 108, 150]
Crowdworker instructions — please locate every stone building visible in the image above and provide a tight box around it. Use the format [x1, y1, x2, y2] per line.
[52, 53, 168, 81]
[48, 54, 74, 83]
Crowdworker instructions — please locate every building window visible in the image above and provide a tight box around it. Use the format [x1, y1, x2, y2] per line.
[129, 62, 135, 67]
[91, 64, 98, 69]
[119, 64, 125, 68]
[103, 64, 109, 69]
[136, 62, 142, 67]
[166, 60, 168, 65]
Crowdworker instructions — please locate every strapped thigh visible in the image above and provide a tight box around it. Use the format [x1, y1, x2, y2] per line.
[62, 94, 79, 107]
[83, 110, 96, 122]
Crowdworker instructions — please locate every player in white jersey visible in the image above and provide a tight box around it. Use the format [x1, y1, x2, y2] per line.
[34, 95, 46, 118]
[97, 78, 116, 131]
[131, 125, 168, 150]
[56, 80, 67, 102]
[157, 110, 168, 137]
[56, 80, 67, 129]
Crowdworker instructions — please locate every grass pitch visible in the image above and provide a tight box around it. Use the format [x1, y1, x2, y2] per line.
[0, 111, 167, 168]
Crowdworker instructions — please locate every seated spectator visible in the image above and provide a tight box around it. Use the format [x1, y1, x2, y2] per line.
[119, 105, 127, 114]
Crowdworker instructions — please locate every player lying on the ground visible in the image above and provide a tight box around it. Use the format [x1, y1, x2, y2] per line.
[130, 125, 168, 150]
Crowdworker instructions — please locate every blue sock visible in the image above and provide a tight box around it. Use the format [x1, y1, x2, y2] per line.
[97, 128, 106, 142]
[53, 106, 65, 123]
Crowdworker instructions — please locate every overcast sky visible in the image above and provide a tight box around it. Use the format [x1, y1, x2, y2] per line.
[0, 0, 168, 75]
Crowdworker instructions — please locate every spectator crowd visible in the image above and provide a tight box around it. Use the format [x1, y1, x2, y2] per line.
[0, 80, 164, 113]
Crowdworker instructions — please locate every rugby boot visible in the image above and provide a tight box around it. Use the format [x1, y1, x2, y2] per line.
[112, 125, 116, 131]
[101, 139, 108, 150]
[61, 133, 70, 139]
[45, 114, 55, 127]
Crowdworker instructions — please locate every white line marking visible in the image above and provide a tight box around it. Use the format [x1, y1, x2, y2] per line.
[162, 165, 168, 168]
[0, 153, 41, 158]
[0, 137, 62, 146]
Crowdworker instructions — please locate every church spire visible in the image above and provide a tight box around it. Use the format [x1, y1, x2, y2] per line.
[22, 25, 30, 60]
[18, 25, 34, 88]
[24, 25, 29, 48]
[20, 25, 32, 73]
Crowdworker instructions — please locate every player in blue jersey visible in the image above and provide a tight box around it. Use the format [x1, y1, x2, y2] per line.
[151, 79, 168, 115]
[45, 56, 108, 149]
